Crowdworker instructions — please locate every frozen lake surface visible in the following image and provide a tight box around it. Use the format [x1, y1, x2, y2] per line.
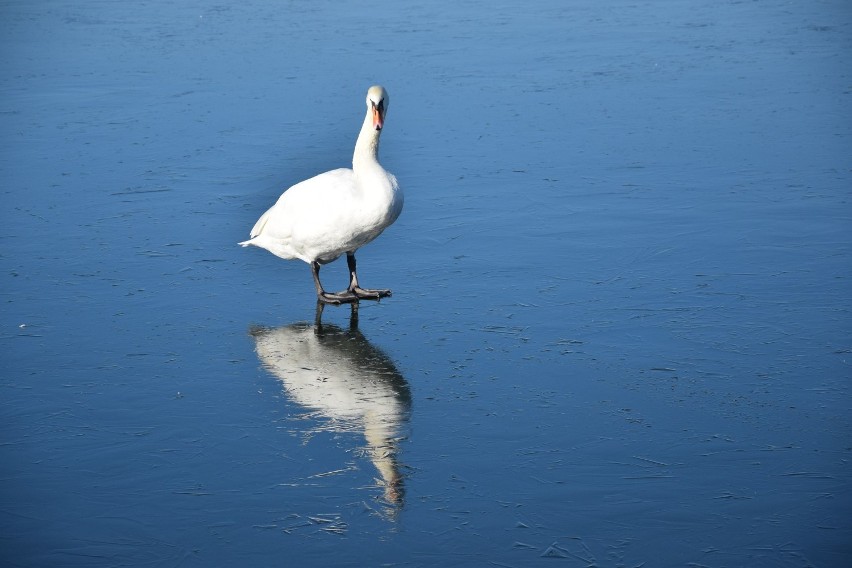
[2, 1, 851, 566]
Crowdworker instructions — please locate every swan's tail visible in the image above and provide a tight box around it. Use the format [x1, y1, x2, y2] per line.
[239, 208, 272, 247]
[248, 209, 271, 237]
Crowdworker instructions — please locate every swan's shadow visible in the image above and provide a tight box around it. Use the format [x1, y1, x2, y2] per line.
[249, 303, 411, 516]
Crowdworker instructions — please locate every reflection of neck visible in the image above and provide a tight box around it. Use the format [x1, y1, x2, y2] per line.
[364, 412, 402, 506]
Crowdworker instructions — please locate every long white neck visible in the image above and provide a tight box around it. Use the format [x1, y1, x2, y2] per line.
[352, 111, 382, 173]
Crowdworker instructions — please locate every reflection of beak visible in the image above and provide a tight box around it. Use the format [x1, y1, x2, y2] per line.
[372, 104, 383, 131]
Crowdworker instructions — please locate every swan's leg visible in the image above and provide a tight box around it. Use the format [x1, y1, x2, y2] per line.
[346, 253, 392, 300]
[312, 261, 357, 304]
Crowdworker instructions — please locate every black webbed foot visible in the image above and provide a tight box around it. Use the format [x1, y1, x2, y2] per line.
[351, 286, 392, 300]
[317, 290, 359, 305]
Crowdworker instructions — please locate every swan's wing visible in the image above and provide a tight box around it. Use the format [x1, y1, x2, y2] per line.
[258, 168, 355, 240]
[240, 168, 357, 260]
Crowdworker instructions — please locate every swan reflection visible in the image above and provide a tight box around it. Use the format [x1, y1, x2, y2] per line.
[250, 304, 411, 515]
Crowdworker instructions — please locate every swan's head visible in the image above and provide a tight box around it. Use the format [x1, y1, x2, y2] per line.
[366, 85, 389, 131]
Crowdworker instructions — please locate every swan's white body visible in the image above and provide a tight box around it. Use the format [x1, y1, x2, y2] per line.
[243, 166, 401, 264]
[240, 86, 402, 302]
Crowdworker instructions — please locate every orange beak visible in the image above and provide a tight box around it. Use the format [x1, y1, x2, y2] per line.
[372, 104, 384, 130]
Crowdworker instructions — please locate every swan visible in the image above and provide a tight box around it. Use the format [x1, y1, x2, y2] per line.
[239, 85, 403, 304]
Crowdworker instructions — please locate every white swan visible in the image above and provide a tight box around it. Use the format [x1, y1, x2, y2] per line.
[240, 85, 403, 304]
